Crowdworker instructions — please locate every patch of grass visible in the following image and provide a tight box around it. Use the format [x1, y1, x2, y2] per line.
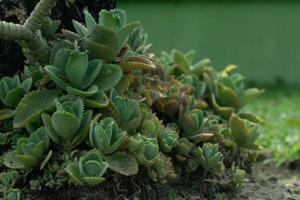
[242, 87, 300, 164]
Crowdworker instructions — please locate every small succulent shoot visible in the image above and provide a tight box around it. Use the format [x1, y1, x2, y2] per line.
[230, 167, 246, 191]
[45, 48, 102, 97]
[0, 170, 19, 189]
[175, 138, 194, 159]
[12, 127, 49, 169]
[206, 65, 264, 118]
[4, 188, 21, 200]
[188, 143, 223, 172]
[180, 109, 206, 142]
[72, 9, 140, 61]
[158, 128, 179, 153]
[110, 92, 142, 133]
[89, 117, 127, 155]
[128, 135, 160, 167]
[65, 149, 108, 186]
[147, 153, 176, 182]
[0, 76, 32, 107]
[42, 99, 92, 149]
[160, 49, 210, 76]
[128, 27, 152, 54]
[140, 115, 161, 138]
[155, 86, 180, 118]
[179, 74, 206, 98]
[229, 114, 260, 149]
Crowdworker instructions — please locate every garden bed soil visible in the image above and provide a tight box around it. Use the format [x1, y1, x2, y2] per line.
[24, 162, 300, 200]
[227, 163, 300, 200]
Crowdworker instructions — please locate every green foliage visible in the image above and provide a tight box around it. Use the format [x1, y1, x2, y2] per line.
[0, 171, 19, 189]
[158, 128, 179, 153]
[42, 99, 92, 149]
[0, 76, 32, 107]
[160, 49, 210, 77]
[89, 117, 127, 154]
[4, 188, 21, 200]
[0, 5, 263, 198]
[128, 27, 151, 54]
[72, 9, 139, 61]
[65, 149, 108, 186]
[188, 143, 223, 172]
[203, 65, 264, 119]
[110, 91, 142, 132]
[13, 90, 57, 128]
[140, 111, 161, 137]
[45, 49, 122, 97]
[229, 114, 260, 149]
[104, 152, 138, 176]
[180, 109, 204, 138]
[128, 135, 160, 167]
[5, 128, 49, 169]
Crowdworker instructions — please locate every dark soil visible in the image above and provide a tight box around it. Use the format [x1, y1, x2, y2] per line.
[23, 162, 300, 200]
[227, 163, 300, 200]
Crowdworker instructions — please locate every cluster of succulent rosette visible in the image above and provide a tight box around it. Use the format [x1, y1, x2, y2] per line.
[0, 0, 264, 199]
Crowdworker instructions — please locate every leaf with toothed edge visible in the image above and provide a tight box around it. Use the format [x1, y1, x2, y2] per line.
[13, 90, 57, 129]
[93, 64, 122, 93]
[105, 152, 138, 176]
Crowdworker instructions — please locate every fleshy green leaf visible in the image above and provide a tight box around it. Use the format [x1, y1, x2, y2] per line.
[0, 109, 15, 121]
[65, 52, 89, 88]
[66, 85, 98, 97]
[14, 90, 57, 128]
[85, 39, 117, 61]
[94, 64, 122, 92]
[105, 152, 138, 176]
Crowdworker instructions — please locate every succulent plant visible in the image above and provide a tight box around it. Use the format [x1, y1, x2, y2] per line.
[154, 85, 181, 118]
[158, 128, 179, 153]
[89, 117, 127, 154]
[0, 5, 263, 197]
[42, 99, 92, 148]
[71, 9, 140, 62]
[4, 188, 21, 200]
[147, 153, 176, 182]
[160, 49, 210, 77]
[0, 76, 32, 107]
[175, 138, 194, 157]
[65, 149, 108, 186]
[140, 114, 161, 138]
[0, 170, 19, 189]
[188, 143, 223, 172]
[179, 74, 206, 98]
[128, 135, 160, 167]
[128, 27, 151, 54]
[180, 109, 208, 143]
[4, 127, 49, 169]
[110, 91, 142, 133]
[204, 65, 264, 119]
[45, 48, 103, 97]
[229, 114, 260, 149]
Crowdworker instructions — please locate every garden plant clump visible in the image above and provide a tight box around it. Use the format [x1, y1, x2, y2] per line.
[0, 0, 264, 199]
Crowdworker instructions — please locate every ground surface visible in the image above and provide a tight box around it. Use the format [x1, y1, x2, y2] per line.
[26, 162, 300, 200]
[228, 163, 300, 200]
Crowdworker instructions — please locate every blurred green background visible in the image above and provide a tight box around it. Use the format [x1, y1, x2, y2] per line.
[119, 0, 300, 84]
